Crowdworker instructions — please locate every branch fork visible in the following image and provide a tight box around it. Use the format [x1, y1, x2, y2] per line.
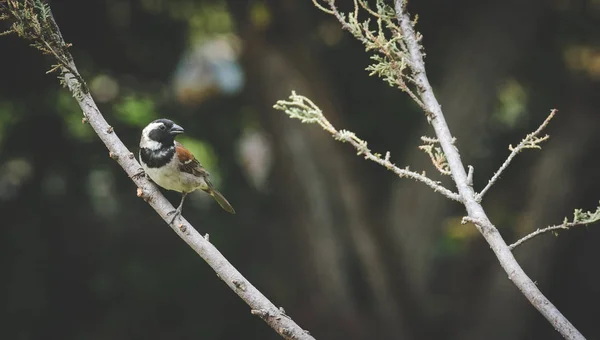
[477, 109, 558, 201]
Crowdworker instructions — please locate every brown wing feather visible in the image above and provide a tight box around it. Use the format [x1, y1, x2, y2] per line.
[175, 142, 211, 182]
[175, 142, 234, 214]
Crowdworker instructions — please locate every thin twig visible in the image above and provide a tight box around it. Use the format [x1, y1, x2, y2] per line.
[311, 0, 334, 14]
[510, 203, 600, 250]
[274, 93, 462, 202]
[1, 2, 314, 339]
[509, 224, 571, 250]
[477, 109, 557, 201]
[418, 136, 451, 175]
[320, 0, 426, 110]
[338, 130, 460, 200]
[394, 1, 584, 339]
[41, 39, 86, 88]
[466, 165, 474, 187]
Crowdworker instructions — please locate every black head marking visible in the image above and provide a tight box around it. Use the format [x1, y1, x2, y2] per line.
[152, 118, 176, 127]
[147, 119, 178, 146]
[140, 146, 175, 168]
[140, 119, 184, 168]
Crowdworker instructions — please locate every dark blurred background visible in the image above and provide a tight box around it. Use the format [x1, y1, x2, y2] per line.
[1, 0, 600, 339]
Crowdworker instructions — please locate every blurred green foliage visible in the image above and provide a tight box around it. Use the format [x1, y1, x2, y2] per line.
[113, 94, 158, 126]
[57, 91, 96, 140]
[0, 101, 19, 149]
[494, 79, 529, 129]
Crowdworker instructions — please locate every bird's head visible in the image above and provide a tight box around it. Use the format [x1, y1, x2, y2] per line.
[140, 118, 185, 150]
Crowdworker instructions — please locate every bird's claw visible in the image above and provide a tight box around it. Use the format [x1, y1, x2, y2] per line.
[167, 208, 182, 224]
[131, 168, 146, 180]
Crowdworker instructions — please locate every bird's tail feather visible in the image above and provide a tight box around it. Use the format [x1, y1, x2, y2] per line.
[209, 189, 235, 214]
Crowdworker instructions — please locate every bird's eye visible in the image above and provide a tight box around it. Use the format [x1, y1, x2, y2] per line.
[159, 125, 166, 130]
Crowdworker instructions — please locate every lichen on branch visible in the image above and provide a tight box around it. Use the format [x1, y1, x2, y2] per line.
[510, 202, 600, 250]
[312, 0, 425, 108]
[274, 92, 461, 201]
[0, 0, 87, 91]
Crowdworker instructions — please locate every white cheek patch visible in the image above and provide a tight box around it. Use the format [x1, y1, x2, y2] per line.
[140, 122, 166, 150]
[143, 122, 164, 134]
[140, 136, 162, 150]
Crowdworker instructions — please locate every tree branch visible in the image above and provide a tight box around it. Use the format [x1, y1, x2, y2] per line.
[274, 92, 462, 202]
[279, 1, 591, 338]
[0, 1, 314, 339]
[393, 1, 584, 339]
[477, 109, 557, 201]
[509, 203, 600, 250]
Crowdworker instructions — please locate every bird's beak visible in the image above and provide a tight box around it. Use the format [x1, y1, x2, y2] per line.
[169, 124, 184, 136]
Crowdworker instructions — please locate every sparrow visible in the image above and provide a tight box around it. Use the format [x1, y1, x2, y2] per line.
[139, 118, 235, 223]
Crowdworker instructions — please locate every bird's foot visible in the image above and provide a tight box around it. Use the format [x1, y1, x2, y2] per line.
[167, 207, 182, 224]
[131, 168, 146, 180]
